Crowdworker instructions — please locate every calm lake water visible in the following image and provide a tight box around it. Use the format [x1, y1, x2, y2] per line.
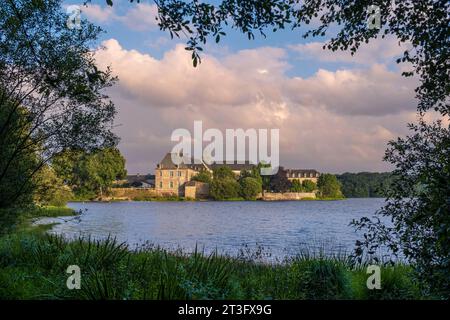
[37, 198, 387, 260]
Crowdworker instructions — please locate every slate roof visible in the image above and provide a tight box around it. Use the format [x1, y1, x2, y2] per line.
[156, 153, 208, 171]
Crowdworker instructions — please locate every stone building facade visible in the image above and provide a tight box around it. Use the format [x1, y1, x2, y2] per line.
[154, 153, 209, 196]
[155, 152, 321, 196]
[285, 169, 320, 184]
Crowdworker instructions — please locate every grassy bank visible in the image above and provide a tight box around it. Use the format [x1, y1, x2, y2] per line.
[0, 206, 426, 300]
[0, 231, 423, 300]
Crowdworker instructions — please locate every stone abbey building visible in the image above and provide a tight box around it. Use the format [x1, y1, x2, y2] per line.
[155, 152, 320, 197]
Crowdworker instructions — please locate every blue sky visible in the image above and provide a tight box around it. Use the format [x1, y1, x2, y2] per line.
[64, 0, 419, 174]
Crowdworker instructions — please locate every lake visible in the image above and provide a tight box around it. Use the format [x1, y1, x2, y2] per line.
[37, 198, 387, 261]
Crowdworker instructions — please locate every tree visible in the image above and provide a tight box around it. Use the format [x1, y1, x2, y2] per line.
[0, 95, 38, 208]
[191, 170, 212, 183]
[0, 0, 117, 208]
[213, 166, 235, 180]
[269, 167, 291, 193]
[52, 148, 126, 199]
[352, 119, 450, 297]
[290, 180, 303, 192]
[336, 172, 394, 198]
[33, 165, 73, 207]
[302, 180, 317, 193]
[240, 177, 262, 200]
[317, 174, 343, 199]
[209, 178, 240, 200]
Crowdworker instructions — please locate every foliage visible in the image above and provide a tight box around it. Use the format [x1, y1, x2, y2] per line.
[52, 148, 127, 198]
[290, 179, 303, 192]
[0, 0, 118, 208]
[191, 170, 212, 184]
[301, 180, 316, 193]
[0, 97, 38, 208]
[352, 119, 450, 298]
[239, 177, 262, 200]
[336, 172, 394, 198]
[33, 166, 73, 207]
[268, 167, 291, 193]
[290, 180, 317, 193]
[317, 174, 344, 199]
[212, 166, 235, 180]
[209, 178, 240, 200]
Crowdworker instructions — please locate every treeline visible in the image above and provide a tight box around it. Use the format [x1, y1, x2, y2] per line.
[192, 166, 343, 200]
[335, 172, 393, 198]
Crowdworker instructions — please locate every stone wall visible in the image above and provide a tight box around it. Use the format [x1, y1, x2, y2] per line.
[185, 182, 210, 199]
[262, 192, 316, 201]
[110, 188, 157, 200]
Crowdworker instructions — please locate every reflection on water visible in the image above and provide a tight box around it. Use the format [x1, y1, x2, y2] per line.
[36, 198, 386, 260]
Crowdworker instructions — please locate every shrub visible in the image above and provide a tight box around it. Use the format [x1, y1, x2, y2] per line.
[240, 177, 262, 200]
[191, 171, 212, 184]
[317, 174, 343, 198]
[302, 180, 317, 192]
[290, 180, 303, 192]
[210, 178, 240, 200]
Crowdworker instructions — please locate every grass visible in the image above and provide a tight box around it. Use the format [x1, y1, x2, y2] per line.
[0, 206, 428, 300]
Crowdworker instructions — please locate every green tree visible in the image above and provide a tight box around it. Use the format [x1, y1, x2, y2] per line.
[256, 163, 272, 192]
[33, 166, 73, 207]
[336, 172, 394, 198]
[0, 97, 38, 208]
[191, 170, 212, 183]
[209, 178, 240, 200]
[213, 166, 235, 180]
[269, 167, 291, 193]
[352, 119, 450, 298]
[302, 180, 317, 193]
[0, 0, 117, 209]
[290, 180, 303, 192]
[240, 177, 262, 200]
[53, 148, 126, 198]
[317, 174, 343, 199]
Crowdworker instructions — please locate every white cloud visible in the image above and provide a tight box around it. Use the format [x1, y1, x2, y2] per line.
[82, 3, 158, 31]
[290, 36, 411, 65]
[94, 39, 417, 174]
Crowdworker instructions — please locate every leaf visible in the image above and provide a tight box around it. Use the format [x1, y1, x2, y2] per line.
[106, 0, 113, 6]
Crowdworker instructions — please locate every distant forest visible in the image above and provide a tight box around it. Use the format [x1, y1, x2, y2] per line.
[335, 172, 394, 198]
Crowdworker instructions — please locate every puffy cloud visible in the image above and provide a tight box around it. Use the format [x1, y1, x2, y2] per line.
[286, 65, 418, 116]
[94, 39, 417, 174]
[81, 4, 114, 23]
[82, 3, 158, 31]
[289, 36, 411, 65]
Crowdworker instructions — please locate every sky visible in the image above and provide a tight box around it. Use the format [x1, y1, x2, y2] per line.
[65, 0, 420, 174]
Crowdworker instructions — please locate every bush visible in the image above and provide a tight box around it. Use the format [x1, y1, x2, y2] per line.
[191, 171, 212, 184]
[302, 180, 317, 192]
[210, 178, 240, 200]
[239, 177, 262, 200]
[317, 174, 343, 198]
[290, 180, 303, 192]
